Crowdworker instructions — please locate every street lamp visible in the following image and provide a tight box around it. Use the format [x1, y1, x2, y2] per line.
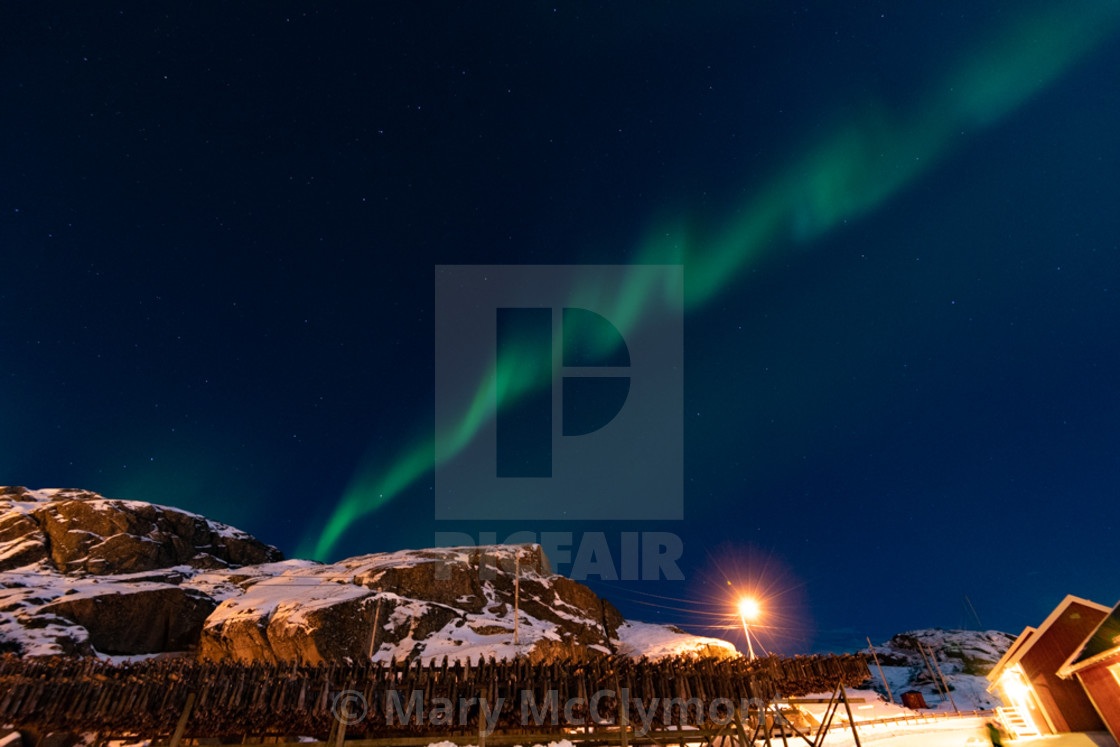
[738, 597, 760, 661]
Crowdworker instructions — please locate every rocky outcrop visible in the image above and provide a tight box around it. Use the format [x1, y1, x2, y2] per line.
[0, 486, 281, 657]
[1, 487, 735, 663]
[869, 629, 1014, 675]
[200, 545, 629, 664]
[0, 585, 93, 657]
[42, 587, 217, 655]
[861, 629, 1015, 710]
[0, 509, 49, 570]
[0, 486, 283, 574]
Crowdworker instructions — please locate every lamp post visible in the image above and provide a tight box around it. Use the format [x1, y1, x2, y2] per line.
[738, 597, 760, 661]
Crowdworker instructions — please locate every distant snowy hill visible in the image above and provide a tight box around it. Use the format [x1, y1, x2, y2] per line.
[0, 486, 735, 663]
[861, 629, 1015, 711]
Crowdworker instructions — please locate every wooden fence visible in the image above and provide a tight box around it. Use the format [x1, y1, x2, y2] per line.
[0, 653, 870, 744]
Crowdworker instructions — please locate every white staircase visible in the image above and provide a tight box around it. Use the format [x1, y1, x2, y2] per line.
[996, 705, 1041, 739]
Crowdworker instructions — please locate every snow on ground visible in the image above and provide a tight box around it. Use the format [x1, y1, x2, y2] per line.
[868, 664, 998, 712]
[820, 730, 1118, 747]
[1014, 734, 1119, 747]
[816, 717, 991, 746]
[370, 592, 570, 665]
[184, 559, 321, 601]
[795, 686, 982, 725]
[863, 629, 1012, 711]
[414, 724, 1002, 747]
[614, 620, 738, 660]
[0, 565, 184, 656]
[789, 684, 1003, 747]
[206, 572, 373, 632]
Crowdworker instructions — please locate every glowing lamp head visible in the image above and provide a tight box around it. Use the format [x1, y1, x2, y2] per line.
[738, 597, 761, 621]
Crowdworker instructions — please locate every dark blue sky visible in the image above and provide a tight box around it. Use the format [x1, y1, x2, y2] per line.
[3, 2, 1119, 653]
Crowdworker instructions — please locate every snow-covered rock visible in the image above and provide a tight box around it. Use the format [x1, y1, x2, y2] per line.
[0, 486, 283, 573]
[615, 620, 738, 659]
[862, 629, 1015, 711]
[0, 486, 283, 656]
[0, 487, 735, 664]
[200, 544, 628, 664]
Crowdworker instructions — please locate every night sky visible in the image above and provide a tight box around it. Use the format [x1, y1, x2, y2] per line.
[4, 2, 1119, 654]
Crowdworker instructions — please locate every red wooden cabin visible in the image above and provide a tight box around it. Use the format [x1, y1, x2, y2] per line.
[1059, 601, 1120, 745]
[987, 595, 1109, 737]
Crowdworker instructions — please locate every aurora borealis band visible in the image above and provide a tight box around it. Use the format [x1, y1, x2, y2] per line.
[297, 0, 1120, 562]
[5, 1, 1120, 652]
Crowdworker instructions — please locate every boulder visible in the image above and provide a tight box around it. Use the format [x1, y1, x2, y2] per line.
[201, 545, 625, 664]
[0, 486, 283, 574]
[0, 486, 280, 656]
[43, 586, 217, 655]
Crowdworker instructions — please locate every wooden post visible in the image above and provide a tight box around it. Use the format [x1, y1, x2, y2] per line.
[770, 702, 790, 747]
[749, 701, 768, 747]
[838, 687, 862, 747]
[814, 684, 842, 747]
[333, 714, 346, 747]
[866, 637, 894, 705]
[924, 642, 958, 713]
[169, 692, 196, 747]
[772, 707, 815, 747]
[618, 681, 629, 747]
[367, 597, 383, 661]
[915, 641, 946, 704]
[325, 710, 338, 746]
[964, 595, 982, 629]
[514, 554, 520, 646]
[732, 706, 752, 747]
[478, 687, 488, 747]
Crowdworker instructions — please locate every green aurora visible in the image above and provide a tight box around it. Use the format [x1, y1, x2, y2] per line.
[298, 0, 1120, 561]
